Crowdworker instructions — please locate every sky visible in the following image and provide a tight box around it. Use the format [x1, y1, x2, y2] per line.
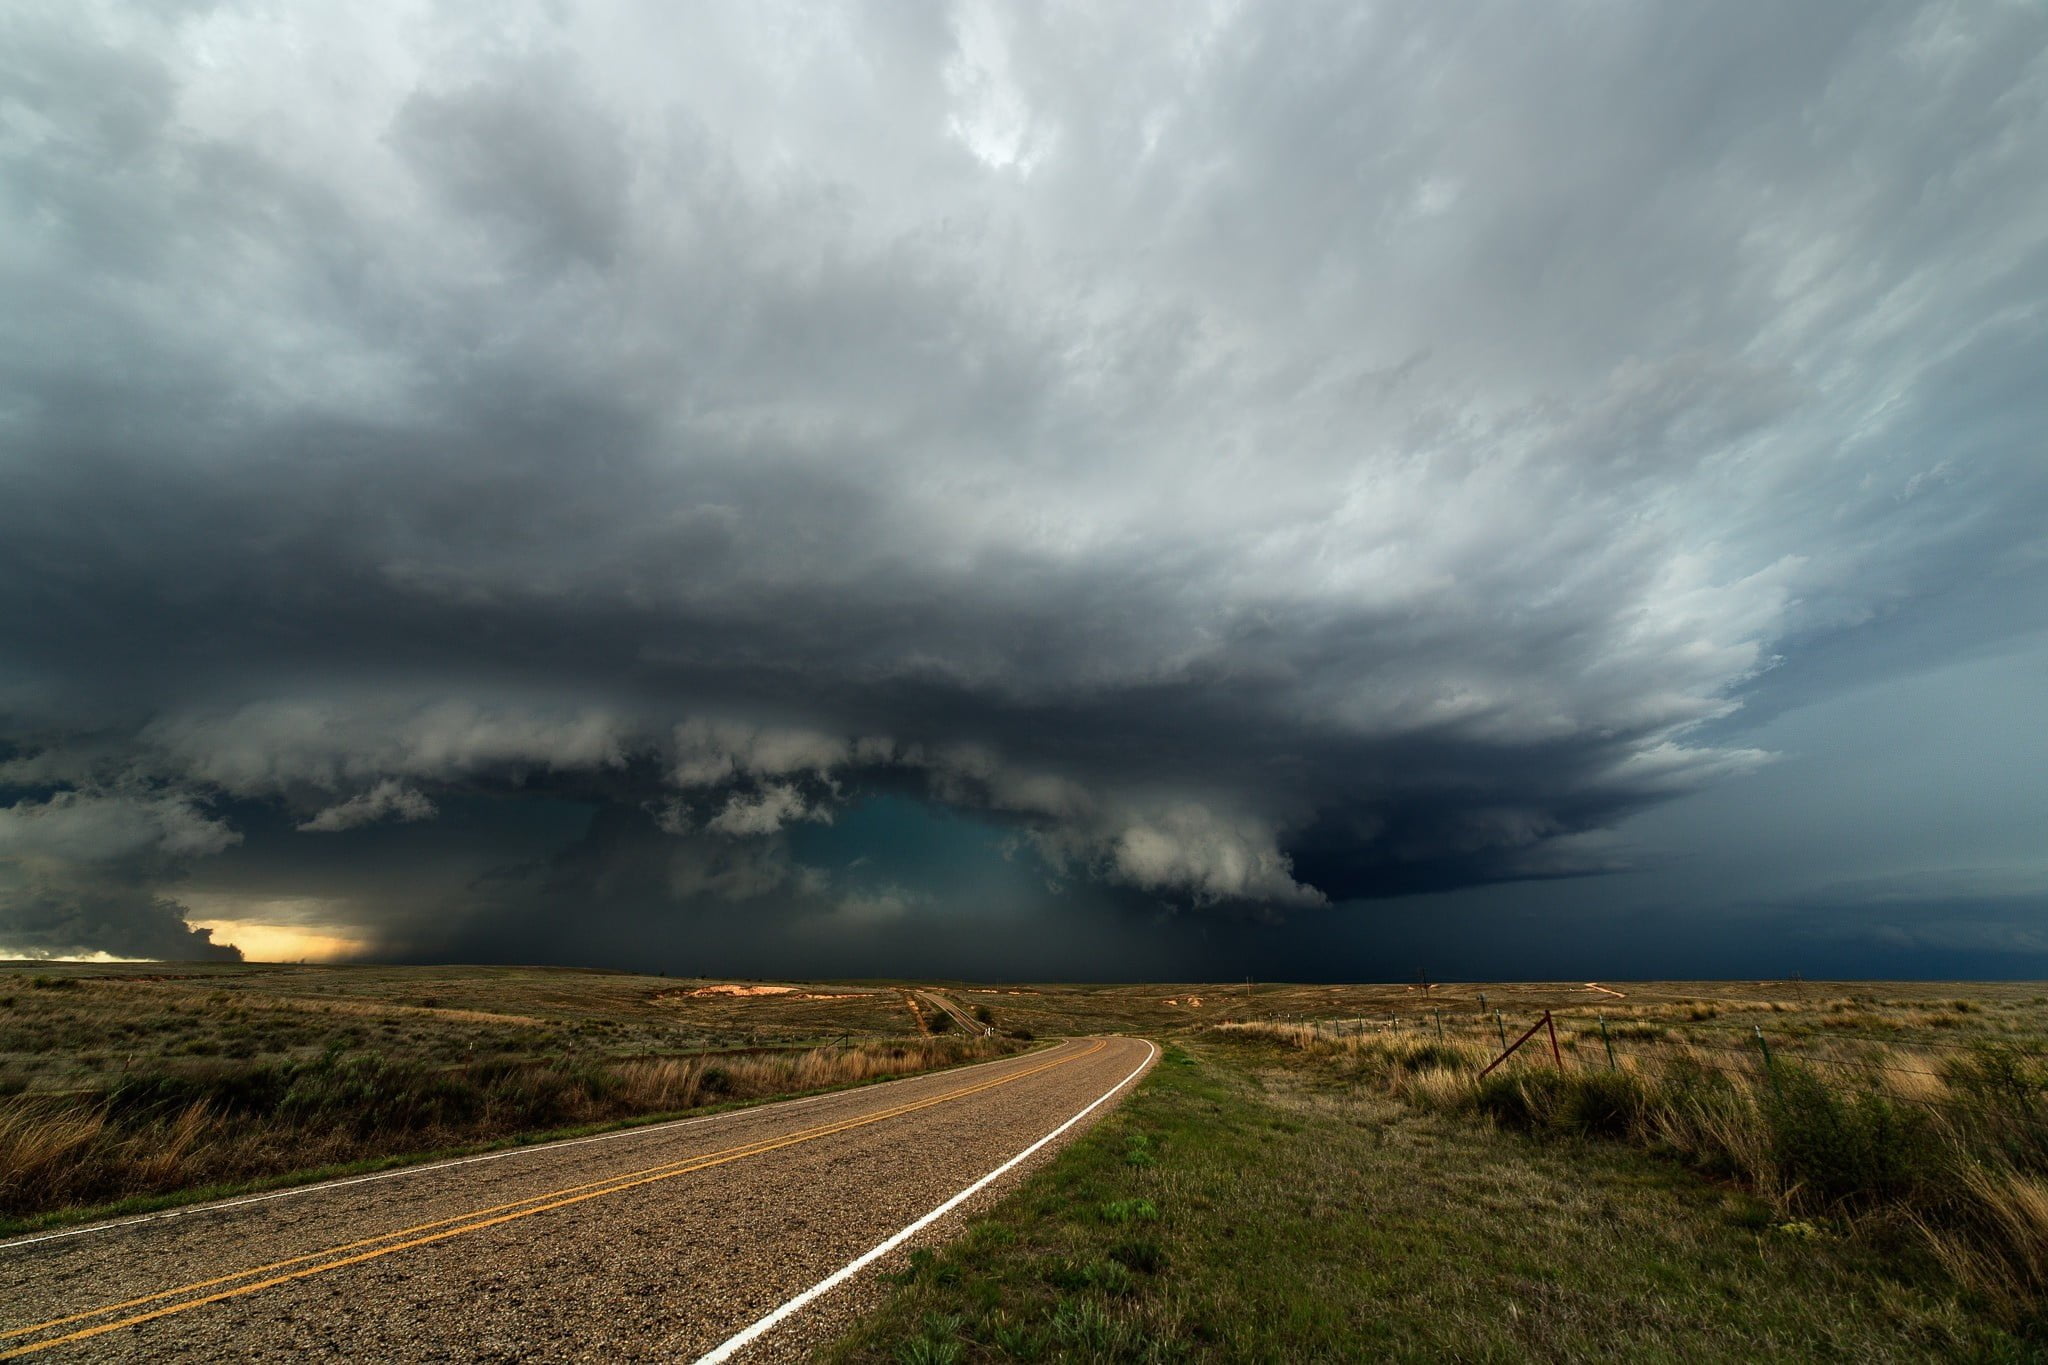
[1, 0, 2044, 980]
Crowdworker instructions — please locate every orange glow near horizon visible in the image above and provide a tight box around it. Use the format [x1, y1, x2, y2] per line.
[189, 920, 369, 964]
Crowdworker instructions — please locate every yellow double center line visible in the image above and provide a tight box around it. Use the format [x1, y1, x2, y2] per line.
[1, 1040, 1102, 1359]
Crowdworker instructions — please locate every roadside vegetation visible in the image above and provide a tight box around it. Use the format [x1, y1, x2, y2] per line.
[830, 987, 2048, 1361]
[826, 1038, 2029, 1362]
[8, 964, 2043, 1354]
[1218, 998, 2048, 1332]
[0, 963, 1019, 1230]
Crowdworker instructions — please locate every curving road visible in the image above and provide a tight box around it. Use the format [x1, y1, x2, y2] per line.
[0, 1037, 1154, 1362]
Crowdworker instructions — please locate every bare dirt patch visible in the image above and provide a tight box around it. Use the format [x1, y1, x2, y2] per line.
[657, 984, 874, 1002]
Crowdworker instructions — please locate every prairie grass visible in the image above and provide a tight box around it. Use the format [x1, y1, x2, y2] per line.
[0, 1035, 1013, 1223]
[826, 1041, 2017, 1362]
[1213, 1014, 2048, 1327]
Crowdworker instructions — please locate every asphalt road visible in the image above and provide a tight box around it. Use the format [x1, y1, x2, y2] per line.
[0, 1036, 1154, 1363]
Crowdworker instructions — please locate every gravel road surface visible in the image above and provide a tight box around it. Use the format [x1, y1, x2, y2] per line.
[0, 1036, 1154, 1362]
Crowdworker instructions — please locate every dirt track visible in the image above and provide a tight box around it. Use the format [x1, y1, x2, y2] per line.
[0, 1037, 1154, 1362]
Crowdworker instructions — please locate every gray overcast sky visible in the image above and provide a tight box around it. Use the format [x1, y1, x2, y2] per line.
[1, 0, 2043, 977]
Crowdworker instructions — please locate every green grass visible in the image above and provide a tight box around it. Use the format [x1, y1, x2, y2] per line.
[822, 1041, 2027, 1363]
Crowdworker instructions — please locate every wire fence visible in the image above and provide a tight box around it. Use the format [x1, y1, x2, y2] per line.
[1264, 1006, 2048, 1125]
[1289, 1008, 2046, 1059]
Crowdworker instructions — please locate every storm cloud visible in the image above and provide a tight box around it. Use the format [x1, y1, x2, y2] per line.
[2, 1, 2044, 970]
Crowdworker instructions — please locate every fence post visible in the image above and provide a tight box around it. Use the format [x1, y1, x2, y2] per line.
[1543, 1010, 1562, 1068]
[1754, 1024, 1778, 1092]
[1433, 1009, 1444, 1044]
[1494, 1011, 1508, 1050]
[1598, 1013, 1616, 1071]
[1479, 1013, 1555, 1080]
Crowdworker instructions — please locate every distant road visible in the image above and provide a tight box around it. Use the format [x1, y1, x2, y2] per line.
[0, 1037, 1154, 1362]
[915, 989, 989, 1035]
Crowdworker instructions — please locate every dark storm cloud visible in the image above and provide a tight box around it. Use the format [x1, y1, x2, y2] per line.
[2, 1, 2044, 961]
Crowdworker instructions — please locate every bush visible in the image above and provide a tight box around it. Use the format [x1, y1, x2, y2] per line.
[1760, 1066, 1932, 1209]
[1559, 1070, 1647, 1139]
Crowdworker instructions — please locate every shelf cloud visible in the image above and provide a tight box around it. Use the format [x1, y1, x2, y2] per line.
[2, 1, 2043, 969]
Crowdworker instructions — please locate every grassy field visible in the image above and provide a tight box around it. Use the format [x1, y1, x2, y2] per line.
[822, 979, 2048, 1361]
[0, 962, 1020, 1231]
[826, 1035, 2034, 1362]
[7, 966, 2045, 1354]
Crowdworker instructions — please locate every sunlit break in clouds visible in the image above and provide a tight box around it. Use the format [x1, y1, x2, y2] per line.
[2, 1, 2045, 979]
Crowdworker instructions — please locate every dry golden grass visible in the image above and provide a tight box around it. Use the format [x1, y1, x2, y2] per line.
[1213, 996, 2048, 1326]
[9, 957, 2044, 1314]
[1921, 1166, 2048, 1322]
[0, 958, 1032, 1229]
[0, 1034, 1017, 1225]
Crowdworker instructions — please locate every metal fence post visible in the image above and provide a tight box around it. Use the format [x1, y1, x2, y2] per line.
[1598, 1013, 1616, 1071]
[1543, 1011, 1563, 1068]
[1494, 1011, 1508, 1051]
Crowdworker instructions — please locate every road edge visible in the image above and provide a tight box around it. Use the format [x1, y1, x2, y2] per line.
[696, 1036, 1160, 1364]
[0, 1039, 1062, 1253]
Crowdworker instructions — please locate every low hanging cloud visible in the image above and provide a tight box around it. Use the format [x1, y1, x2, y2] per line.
[2, 1, 2044, 962]
[0, 791, 242, 865]
[298, 780, 438, 834]
[0, 791, 243, 960]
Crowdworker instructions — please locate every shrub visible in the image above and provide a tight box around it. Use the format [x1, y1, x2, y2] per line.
[1760, 1067, 1932, 1209]
[1473, 1070, 1565, 1131]
[1468, 1068, 1642, 1138]
[1558, 1070, 1647, 1139]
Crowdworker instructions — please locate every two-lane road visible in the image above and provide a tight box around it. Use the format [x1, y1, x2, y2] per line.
[1, 1036, 1154, 1362]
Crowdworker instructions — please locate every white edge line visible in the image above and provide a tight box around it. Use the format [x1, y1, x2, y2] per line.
[693, 1038, 1159, 1365]
[0, 1045, 1061, 1254]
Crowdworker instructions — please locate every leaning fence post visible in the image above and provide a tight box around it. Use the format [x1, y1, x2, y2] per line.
[1543, 1010, 1562, 1068]
[1598, 1014, 1616, 1071]
[1478, 1012, 1553, 1079]
[1494, 1011, 1508, 1050]
[1754, 1024, 1778, 1092]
